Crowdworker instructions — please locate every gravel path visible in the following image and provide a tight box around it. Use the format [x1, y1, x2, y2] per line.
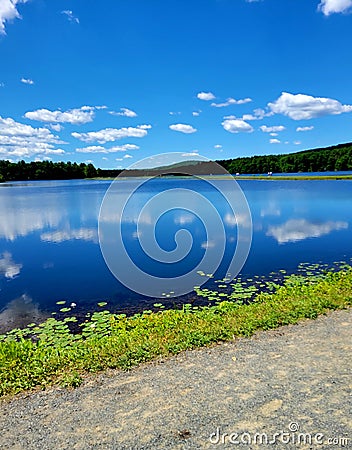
[0, 309, 351, 450]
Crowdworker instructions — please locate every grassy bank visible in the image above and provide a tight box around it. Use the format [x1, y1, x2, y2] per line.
[1, 268, 351, 398]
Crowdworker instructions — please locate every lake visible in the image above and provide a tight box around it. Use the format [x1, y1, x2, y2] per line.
[1, 177, 352, 330]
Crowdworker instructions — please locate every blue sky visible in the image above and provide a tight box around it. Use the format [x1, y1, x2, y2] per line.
[0, 0, 352, 169]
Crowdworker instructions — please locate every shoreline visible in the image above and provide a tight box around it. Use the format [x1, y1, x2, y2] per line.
[1, 266, 351, 399]
[0, 308, 350, 448]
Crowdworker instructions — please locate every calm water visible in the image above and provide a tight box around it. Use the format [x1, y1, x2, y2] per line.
[0, 177, 351, 329]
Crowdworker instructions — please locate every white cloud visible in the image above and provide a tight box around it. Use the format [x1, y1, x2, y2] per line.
[214, 144, 222, 149]
[25, 106, 95, 125]
[270, 138, 281, 144]
[224, 213, 237, 227]
[111, 144, 139, 151]
[181, 151, 199, 156]
[211, 97, 252, 108]
[318, 0, 352, 15]
[267, 219, 348, 244]
[296, 126, 314, 132]
[0, 116, 65, 159]
[61, 10, 79, 24]
[49, 123, 62, 132]
[72, 124, 151, 144]
[124, 154, 133, 159]
[34, 156, 52, 162]
[76, 143, 139, 153]
[109, 108, 137, 118]
[270, 132, 278, 137]
[192, 111, 201, 116]
[260, 125, 285, 133]
[222, 118, 254, 134]
[174, 213, 195, 225]
[0, 0, 29, 35]
[294, 141, 302, 145]
[0, 252, 22, 278]
[242, 108, 273, 121]
[169, 123, 197, 134]
[21, 77, 34, 85]
[169, 111, 181, 116]
[268, 92, 352, 120]
[197, 92, 216, 101]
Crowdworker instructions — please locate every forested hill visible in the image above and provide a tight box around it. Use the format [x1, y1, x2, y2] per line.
[0, 160, 121, 182]
[0, 142, 351, 182]
[218, 142, 352, 174]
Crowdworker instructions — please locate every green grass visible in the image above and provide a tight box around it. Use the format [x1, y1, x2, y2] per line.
[1, 267, 351, 398]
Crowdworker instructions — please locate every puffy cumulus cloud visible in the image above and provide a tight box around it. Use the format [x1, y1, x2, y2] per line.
[21, 77, 34, 85]
[0, 0, 29, 35]
[197, 92, 216, 101]
[296, 126, 314, 132]
[318, 0, 352, 15]
[0, 116, 65, 159]
[211, 97, 252, 108]
[270, 138, 281, 144]
[72, 124, 151, 144]
[169, 123, 197, 134]
[242, 108, 273, 121]
[260, 125, 285, 133]
[61, 10, 79, 24]
[268, 92, 352, 120]
[25, 106, 95, 125]
[267, 219, 348, 244]
[76, 143, 139, 153]
[221, 118, 254, 134]
[109, 108, 137, 118]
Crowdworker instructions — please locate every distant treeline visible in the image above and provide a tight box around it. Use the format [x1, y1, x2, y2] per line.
[218, 142, 352, 174]
[0, 160, 122, 182]
[0, 142, 352, 182]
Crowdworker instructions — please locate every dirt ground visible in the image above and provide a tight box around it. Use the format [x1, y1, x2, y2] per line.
[0, 308, 351, 449]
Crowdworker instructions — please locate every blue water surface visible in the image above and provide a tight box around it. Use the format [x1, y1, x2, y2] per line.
[0, 177, 351, 329]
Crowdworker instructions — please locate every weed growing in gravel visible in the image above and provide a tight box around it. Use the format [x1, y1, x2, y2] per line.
[0, 266, 351, 398]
